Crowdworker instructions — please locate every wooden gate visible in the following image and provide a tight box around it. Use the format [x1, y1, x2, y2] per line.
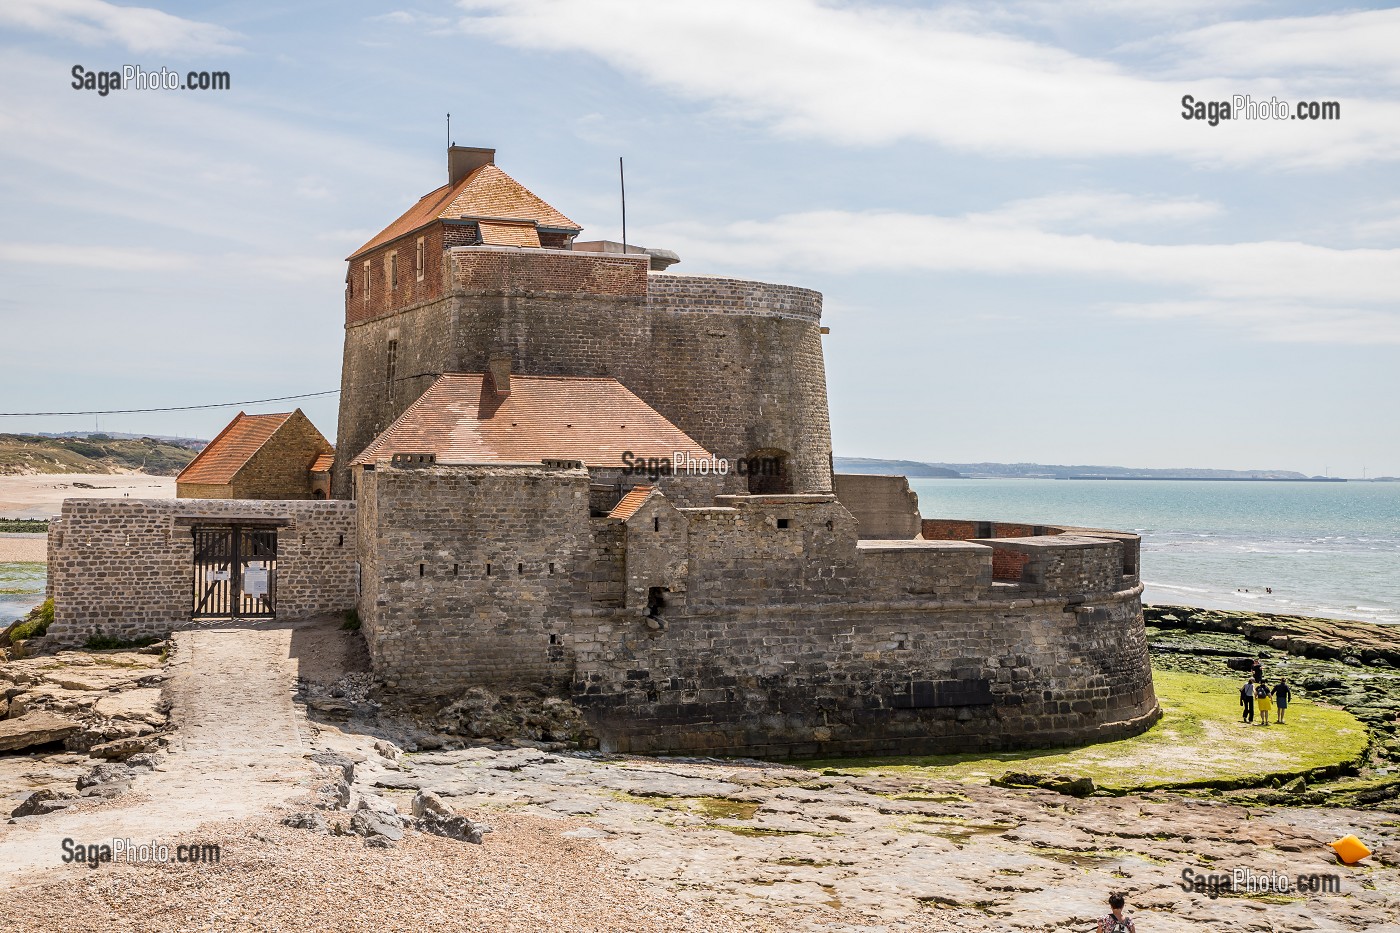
[191, 526, 277, 620]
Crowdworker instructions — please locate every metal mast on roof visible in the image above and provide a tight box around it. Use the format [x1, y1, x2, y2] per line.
[619, 156, 627, 254]
[447, 112, 452, 146]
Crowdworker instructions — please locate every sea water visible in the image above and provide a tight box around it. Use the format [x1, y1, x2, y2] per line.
[908, 478, 1400, 625]
[0, 550, 46, 627]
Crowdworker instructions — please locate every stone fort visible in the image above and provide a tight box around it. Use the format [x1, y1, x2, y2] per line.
[46, 146, 1159, 757]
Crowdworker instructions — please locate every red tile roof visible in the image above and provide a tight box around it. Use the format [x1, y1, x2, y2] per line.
[349, 164, 580, 260]
[310, 453, 335, 474]
[177, 412, 295, 485]
[479, 220, 542, 248]
[608, 485, 655, 521]
[351, 374, 712, 468]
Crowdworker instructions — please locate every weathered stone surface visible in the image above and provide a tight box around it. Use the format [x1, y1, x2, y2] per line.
[11, 789, 75, 818]
[282, 810, 328, 832]
[411, 790, 451, 820]
[8, 687, 101, 719]
[371, 773, 421, 790]
[77, 762, 136, 790]
[356, 792, 398, 817]
[93, 689, 165, 726]
[0, 712, 82, 752]
[350, 809, 404, 842]
[87, 733, 162, 760]
[415, 809, 484, 844]
[79, 781, 130, 799]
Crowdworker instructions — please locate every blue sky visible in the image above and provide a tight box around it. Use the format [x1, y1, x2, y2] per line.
[0, 0, 1397, 476]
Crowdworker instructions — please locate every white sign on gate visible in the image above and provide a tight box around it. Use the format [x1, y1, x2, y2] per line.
[243, 566, 269, 597]
[206, 569, 230, 583]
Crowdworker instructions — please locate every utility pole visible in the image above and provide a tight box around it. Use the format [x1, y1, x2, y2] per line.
[619, 157, 627, 253]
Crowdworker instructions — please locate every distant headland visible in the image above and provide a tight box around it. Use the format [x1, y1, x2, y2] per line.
[835, 457, 1384, 482]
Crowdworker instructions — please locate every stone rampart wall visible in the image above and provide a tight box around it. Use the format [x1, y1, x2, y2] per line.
[46, 499, 356, 645]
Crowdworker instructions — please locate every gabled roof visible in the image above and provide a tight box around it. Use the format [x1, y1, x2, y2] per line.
[351, 374, 712, 469]
[177, 412, 295, 485]
[608, 485, 655, 521]
[349, 164, 580, 260]
[310, 453, 335, 474]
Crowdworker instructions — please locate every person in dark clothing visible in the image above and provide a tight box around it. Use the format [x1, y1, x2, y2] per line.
[1273, 679, 1292, 724]
[1252, 655, 1265, 682]
[1240, 678, 1255, 723]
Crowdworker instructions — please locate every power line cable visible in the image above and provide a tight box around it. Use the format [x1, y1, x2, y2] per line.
[0, 371, 444, 417]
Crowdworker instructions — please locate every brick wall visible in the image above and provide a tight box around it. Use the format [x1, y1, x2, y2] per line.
[346, 223, 446, 326]
[46, 499, 357, 645]
[335, 260, 833, 500]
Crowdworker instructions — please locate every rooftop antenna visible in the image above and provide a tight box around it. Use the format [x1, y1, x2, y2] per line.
[447, 112, 452, 147]
[619, 156, 627, 254]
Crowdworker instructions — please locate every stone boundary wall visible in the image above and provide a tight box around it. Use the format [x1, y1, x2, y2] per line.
[46, 499, 356, 645]
[572, 584, 1158, 758]
[356, 463, 589, 694]
[833, 474, 922, 539]
[568, 493, 1156, 757]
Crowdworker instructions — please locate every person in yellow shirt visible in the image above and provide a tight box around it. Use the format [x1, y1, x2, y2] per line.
[1255, 680, 1273, 725]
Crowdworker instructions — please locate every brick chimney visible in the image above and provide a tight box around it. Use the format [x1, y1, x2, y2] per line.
[449, 146, 495, 186]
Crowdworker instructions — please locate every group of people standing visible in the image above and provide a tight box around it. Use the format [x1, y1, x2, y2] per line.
[1240, 654, 1291, 725]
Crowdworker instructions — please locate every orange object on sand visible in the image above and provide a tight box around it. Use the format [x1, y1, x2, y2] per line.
[1329, 835, 1372, 864]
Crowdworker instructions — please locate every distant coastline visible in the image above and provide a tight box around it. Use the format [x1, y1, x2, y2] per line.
[1061, 475, 1348, 482]
[835, 456, 1385, 482]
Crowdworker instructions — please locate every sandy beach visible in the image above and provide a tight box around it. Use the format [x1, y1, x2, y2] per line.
[0, 472, 175, 520]
[0, 535, 45, 562]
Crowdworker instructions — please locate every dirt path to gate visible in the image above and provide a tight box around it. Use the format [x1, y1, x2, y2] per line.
[0, 626, 322, 881]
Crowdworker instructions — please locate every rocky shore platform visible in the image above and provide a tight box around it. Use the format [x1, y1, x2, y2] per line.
[1, 610, 1399, 931]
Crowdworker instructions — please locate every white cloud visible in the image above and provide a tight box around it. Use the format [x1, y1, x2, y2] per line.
[0, 0, 241, 56]
[453, 0, 1400, 168]
[0, 241, 188, 270]
[1351, 198, 1400, 244]
[974, 191, 1221, 229]
[1147, 8, 1400, 86]
[370, 10, 451, 28]
[643, 205, 1400, 344]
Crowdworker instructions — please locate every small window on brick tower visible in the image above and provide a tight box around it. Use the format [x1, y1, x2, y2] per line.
[415, 237, 425, 282]
[362, 261, 370, 304]
[385, 339, 398, 402]
[389, 252, 398, 290]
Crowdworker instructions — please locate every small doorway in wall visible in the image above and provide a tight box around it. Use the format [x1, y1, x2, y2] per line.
[745, 448, 791, 495]
[191, 525, 278, 620]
